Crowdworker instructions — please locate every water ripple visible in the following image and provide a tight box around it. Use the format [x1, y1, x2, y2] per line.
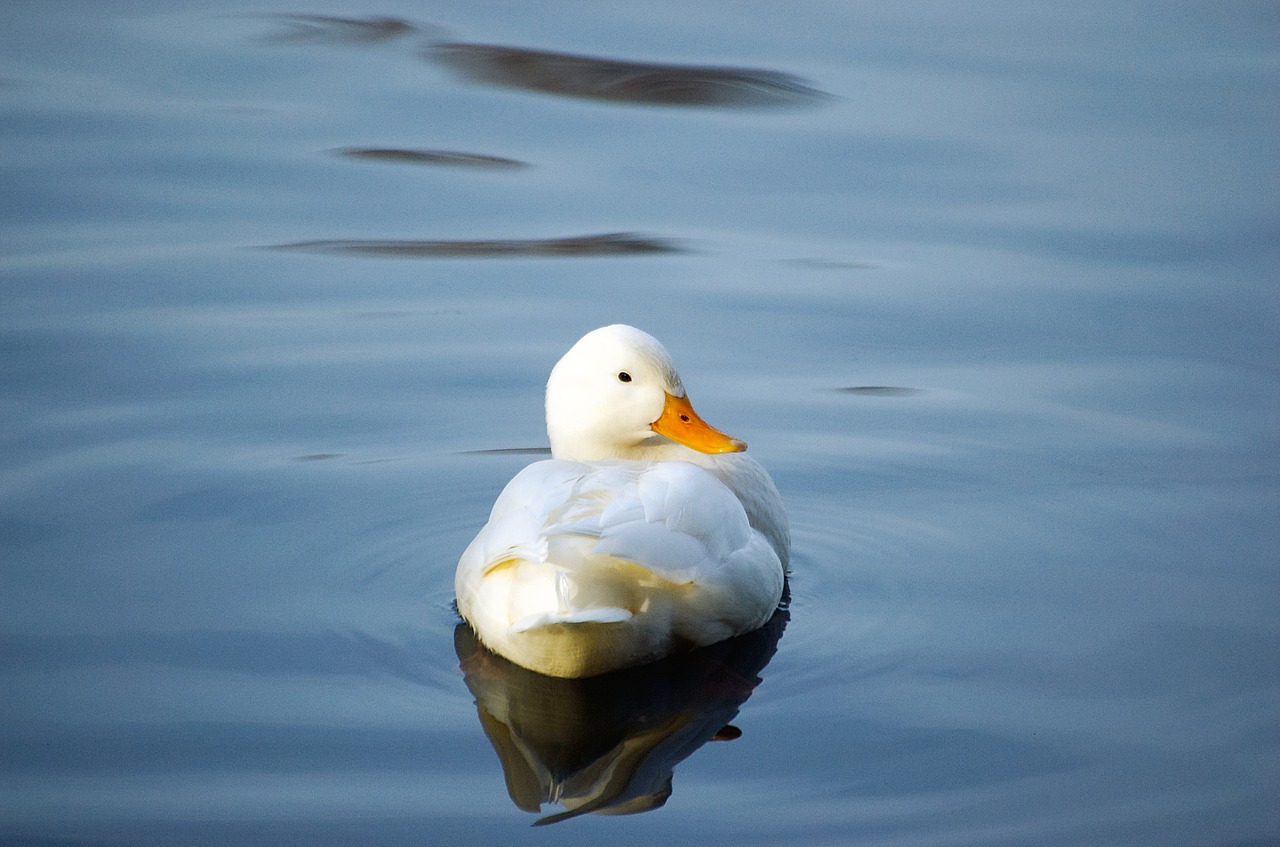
[261, 14, 418, 44]
[774, 496, 938, 687]
[261, 15, 828, 110]
[265, 233, 683, 258]
[428, 42, 830, 108]
[334, 147, 529, 170]
[836, 386, 928, 397]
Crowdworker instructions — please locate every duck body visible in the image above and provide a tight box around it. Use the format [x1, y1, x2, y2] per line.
[455, 325, 788, 678]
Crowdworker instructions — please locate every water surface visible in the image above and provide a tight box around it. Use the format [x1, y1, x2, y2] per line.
[1, 2, 1277, 845]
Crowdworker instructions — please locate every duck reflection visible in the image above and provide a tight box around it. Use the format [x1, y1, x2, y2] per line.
[455, 604, 788, 825]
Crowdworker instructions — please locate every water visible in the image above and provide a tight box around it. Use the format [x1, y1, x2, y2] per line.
[2, 2, 1277, 845]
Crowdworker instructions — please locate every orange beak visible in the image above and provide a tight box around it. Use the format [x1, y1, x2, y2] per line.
[651, 392, 747, 454]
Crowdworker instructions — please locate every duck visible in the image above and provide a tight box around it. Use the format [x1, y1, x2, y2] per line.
[455, 324, 789, 678]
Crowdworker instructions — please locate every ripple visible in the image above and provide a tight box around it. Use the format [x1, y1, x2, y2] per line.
[265, 232, 682, 258]
[334, 147, 529, 170]
[428, 42, 830, 109]
[836, 386, 928, 397]
[260, 14, 419, 44]
[785, 258, 878, 271]
[774, 496, 937, 686]
[260, 17, 828, 110]
[456, 446, 552, 456]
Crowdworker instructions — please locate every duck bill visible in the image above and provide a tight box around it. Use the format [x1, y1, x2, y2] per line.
[652, 392, 747, 454]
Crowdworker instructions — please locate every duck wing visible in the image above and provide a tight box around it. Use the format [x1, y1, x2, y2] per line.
[462, 459, 756, 586]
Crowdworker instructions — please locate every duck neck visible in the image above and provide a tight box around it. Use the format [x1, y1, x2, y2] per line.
[548, 430, 702, 464]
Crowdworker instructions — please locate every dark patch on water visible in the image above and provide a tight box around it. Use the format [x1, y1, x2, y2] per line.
[837, 386, 926, 397]
[262, 16, 827, 110]
[458, 447, 552, 456]
[428, 42, 830, 109]
[334, 147, 529, 170]
[786, 258, 878, 270]
[261, 14, 419, 44]
[265, 233, 682, 258]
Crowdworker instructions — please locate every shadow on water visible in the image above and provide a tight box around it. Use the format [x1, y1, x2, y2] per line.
[454, 605, 789, 825]
[265, 14, 828, 109]
[264, 233, 683, 258]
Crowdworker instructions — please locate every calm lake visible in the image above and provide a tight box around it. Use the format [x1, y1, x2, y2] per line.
[2, 2, 1277, 845]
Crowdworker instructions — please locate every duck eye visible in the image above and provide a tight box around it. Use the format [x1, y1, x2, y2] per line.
[617, 372, 632, 383]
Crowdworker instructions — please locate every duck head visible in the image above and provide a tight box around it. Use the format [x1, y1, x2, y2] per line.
[545, 325, 746, 462]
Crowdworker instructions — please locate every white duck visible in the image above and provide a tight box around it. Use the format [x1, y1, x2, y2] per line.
[455, 325, 789, 678]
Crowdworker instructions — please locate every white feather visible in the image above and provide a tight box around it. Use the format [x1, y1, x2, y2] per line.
[455, 326, 788, 678]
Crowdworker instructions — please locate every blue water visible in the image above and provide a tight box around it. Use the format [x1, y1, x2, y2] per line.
[2, 3, 1277, 845]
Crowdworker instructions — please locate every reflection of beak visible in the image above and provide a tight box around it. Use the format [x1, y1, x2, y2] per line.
[651, 392, 747, 454]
